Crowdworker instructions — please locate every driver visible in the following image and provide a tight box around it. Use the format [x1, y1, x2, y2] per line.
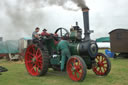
[41, 29, 50, 36]
[32, 27, 40, 44]
[57, 36, 71, 71]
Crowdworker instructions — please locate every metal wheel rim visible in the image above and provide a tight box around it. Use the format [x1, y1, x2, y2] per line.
[25, 44, 43, 76]
[67, 57, 84, 81]
[93, 54, 108, 75]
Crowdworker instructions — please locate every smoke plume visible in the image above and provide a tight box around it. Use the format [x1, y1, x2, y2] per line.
[45, 0, 87, 9]
[1, 0, 128, 41]
[24, 0, 88, 10]
[0, 0, 87, 40]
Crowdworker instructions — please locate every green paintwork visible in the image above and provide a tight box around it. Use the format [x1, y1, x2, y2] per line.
[70, 31, 77, 40]
[44, 38, 57, 53]
[43, 36, 93, 69]
[69, 43, 79, 55]
[50, 55, 61, 65]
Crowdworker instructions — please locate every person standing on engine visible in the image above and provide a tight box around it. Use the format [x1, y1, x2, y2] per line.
[41, 29, 50, 36]
[32, 27, 40, 44]
[57, 37, 71, 71]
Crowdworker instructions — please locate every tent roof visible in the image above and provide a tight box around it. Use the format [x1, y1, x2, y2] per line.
[23, 37, 32, 40]
[96, 37, 110, 42]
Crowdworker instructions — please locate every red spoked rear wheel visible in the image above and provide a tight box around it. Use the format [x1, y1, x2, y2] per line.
[25, 44, 49, 76]
[66, 56, 87, 82]
[93, 53, 111, 76]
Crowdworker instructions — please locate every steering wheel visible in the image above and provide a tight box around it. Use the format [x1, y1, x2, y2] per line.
[54, 28, 70, 38]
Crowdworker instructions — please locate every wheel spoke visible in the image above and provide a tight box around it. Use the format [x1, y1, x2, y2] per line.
[37, 54, 42, 59]
[103, 62, 107, 64]
[27, 54, 33, 59]
[102, 58, 106, 63]
[103, 63, 107, 68]
[30, 68, 34, 72]
[36, 59, 42, 70]
[102, 66, 106, 72]
[36, 48, 40, 56]
[38, 60, 42, 62]
[101, 56, 103, 62]
[97, 56, 100, 61]
[77, 70, 82, 77]
[99, 67, 101, 71]
[30, 65, 36, 71]
[26, 60, 32, 63]
[74, 71, 77, 78]
[36, 67, 39, 73]
[99, 67, 102, 74]
[27, 52, 34, 57]
[32, 45, 36, 54]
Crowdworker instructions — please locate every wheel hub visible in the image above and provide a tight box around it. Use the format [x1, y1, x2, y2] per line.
[32, 57, 36, 62]
[72, 67, 76, 71]
[98, 62, 104, 67]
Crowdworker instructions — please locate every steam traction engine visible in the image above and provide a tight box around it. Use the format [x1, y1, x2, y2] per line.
[25, 8, 111, 82]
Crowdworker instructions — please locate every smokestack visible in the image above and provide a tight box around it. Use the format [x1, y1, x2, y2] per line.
[82, 8, 93, 41]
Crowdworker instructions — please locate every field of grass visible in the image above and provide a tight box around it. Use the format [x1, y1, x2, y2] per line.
[0, 52, 128, 85]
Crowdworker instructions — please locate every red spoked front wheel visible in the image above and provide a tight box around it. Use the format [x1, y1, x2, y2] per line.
[25, 44, 49, 76]
[93, 53, 111, 76]
[66, 56, 87, 82]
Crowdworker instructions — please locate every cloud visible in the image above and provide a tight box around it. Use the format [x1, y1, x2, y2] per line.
[0, 0, 128, 40]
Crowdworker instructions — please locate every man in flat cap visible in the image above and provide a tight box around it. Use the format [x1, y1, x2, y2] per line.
[41, 29, 50, 36]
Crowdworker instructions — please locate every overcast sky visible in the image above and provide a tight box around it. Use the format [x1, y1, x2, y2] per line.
[0, 0, 128, 40]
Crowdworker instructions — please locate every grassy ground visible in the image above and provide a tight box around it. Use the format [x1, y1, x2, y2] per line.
[0, 52, 128, 85]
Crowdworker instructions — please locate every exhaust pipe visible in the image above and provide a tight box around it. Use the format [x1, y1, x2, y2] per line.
[82, 8, 93, 41]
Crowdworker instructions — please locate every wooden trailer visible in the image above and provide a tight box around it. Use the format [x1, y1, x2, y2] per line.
[109, 29, 128, 57]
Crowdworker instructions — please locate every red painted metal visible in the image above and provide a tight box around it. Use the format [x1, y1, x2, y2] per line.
[0, 54, 8, 57]
[93, 54, 108, 75]
[67, 57, 84, 81]
[25, 44, 43, 76]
